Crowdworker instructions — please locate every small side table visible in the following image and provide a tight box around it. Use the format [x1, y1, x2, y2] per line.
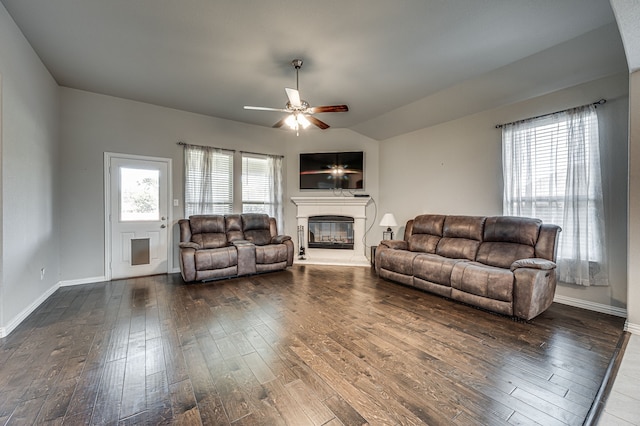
[371, 245, 377, 266]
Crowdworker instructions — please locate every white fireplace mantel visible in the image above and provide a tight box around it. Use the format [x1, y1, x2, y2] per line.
[291, 196, 371, 266]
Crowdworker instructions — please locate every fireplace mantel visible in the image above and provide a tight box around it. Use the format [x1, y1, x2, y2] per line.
[291, 196, 371, 266]
[290, 196, 371, 208]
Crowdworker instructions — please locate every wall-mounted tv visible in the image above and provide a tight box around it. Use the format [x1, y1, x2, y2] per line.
[300, 151, 364, 190]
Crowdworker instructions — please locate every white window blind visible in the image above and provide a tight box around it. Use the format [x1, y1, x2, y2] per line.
[502, 104, 608, 286]
[241, 153, 284, 230]
[184, 144, 233, 216]
[242, 155, 271, 213]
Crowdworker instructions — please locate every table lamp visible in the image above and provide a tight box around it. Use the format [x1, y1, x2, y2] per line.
[379, 213, 398, 240]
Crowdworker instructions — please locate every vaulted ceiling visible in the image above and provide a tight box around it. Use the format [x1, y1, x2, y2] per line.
[0, 0, 629, 140]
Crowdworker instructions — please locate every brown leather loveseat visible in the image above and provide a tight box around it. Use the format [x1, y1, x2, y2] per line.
[178, 213, 294, 282]
[375, 215, 561, 320]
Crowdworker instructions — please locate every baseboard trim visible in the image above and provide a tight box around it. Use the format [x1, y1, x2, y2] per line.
[624, 321, 640, 334]
[59, 276, 108, 287]
[553, 295, 627, 318]
[0, 282, 60, 338]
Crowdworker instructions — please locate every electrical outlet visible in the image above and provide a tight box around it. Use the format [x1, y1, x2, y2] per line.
[40, 267, 45, 280]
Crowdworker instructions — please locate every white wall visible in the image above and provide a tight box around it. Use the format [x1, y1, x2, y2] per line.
[0, 3, 60, 335]
[379, 73, 630, 311]
[58, 88, 380, 280]
[628, 70, 640, 331]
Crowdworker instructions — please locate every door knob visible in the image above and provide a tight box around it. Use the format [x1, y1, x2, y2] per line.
[161, 224, 166, 228]
[161, 216, 166, 220]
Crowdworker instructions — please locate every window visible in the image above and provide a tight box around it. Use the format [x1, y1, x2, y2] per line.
[184, 144, 233, 216]
[183, 144, 284, 229]
[242, 153, 284, 230]
[502, 104, 608, 286]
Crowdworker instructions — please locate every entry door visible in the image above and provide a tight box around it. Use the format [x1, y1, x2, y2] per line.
[108, 155, 170, 279]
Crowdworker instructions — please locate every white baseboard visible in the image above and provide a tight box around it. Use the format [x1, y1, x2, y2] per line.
[59, 276, 108, 287]
[553, 294, 627, 318]
[624, 321, 640, 334]
[171, 267, 180, 274]
[0, 282, 60, 338]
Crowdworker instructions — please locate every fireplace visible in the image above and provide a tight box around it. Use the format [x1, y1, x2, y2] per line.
[308, 215, 354, 249]
[291, 196, 371, 266]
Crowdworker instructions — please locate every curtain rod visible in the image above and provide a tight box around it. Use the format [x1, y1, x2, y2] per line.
[240, 150, 284, 159]
[495, 99, 606, 129]
[176, 142, 284, 158]
[176, 141, 235, 152]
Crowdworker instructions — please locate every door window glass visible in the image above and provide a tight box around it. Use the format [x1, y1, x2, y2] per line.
[120, 167, 160, 221]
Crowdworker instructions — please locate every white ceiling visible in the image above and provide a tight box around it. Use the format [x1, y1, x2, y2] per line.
[0, 0, 628, 140]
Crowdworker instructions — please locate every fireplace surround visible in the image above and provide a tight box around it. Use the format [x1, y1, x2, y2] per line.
[308, 215, 355, 249]
[291, 197, 371, 266]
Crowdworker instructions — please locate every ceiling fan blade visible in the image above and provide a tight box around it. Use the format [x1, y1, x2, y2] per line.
[244, 106, 289, 112]
[309, 105, 349, 113]
[285, 88, 302, 107]
[272, 117, 288, 128]
[307, 115, 330, 130]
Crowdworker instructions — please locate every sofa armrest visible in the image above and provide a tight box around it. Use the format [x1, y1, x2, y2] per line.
[271, 235, 292, 244]
[179, 242, 201, 250]
[510, 258, 556, 272]
[380, 240, 408, 250]
[512, 264, 558, 320]
[179, 247, 197, 282]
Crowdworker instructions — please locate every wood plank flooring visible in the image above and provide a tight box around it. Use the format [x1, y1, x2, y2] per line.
[0, 265, 625, 425]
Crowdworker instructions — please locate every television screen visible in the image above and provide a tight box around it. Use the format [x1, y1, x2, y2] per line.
[300, 151, 364, 190]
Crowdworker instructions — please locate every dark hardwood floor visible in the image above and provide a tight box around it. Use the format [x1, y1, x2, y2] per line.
[0, 265, 625, 425]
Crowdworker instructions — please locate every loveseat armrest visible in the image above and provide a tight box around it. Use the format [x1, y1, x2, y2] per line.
[179, 242, 201, 250]
[231, 240, 257, 276]
[510, 258, 556, 272]
[380, 240, 408, 250]
[271, 235, 292, 244]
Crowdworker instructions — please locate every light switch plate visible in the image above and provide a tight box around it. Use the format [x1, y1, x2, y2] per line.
[173, 199, 179, 207]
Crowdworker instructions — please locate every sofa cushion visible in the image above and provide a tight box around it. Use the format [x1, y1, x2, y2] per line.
[450, 261, 514, 303]
[378, 249, 420, 276]
[412, 253, 463, 286]
[242, 214, 272, 246]
[483, 216, 541, 246]
[225, 214, 244, 242]
[412, 214, 446, 235]
[408, 214, 445, 253]
[475, 216, 541, 268]
[189, 215, 227, 249]
[434, 216, 485, 260]
[194, 246, 238, 271]
[408, 234, 441, 253]
[476, 242, 535, 269]
[255, 244, 288, 264]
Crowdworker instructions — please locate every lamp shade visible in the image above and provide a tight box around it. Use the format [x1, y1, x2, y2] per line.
[379, 213, 398, 228]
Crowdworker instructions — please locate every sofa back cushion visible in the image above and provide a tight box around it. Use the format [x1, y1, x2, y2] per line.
[242, 214, 272, 246]
[476, 216, 541, 268]
[189, 215, 228, 249]
[407, 214, 445, 253]
[436, 216, 485, 260]
[225, 214, 245, 242]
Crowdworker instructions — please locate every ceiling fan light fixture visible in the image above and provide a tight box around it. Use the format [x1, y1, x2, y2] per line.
[244, 58, 348, 133]
[297, 113, 311, 129]
[285, 114, 298, 129]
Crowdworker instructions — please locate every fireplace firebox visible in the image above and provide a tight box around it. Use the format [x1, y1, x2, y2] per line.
[308, 215, 354, 249]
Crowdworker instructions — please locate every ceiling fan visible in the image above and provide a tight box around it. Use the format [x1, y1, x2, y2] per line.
[244, 59, 349, 135]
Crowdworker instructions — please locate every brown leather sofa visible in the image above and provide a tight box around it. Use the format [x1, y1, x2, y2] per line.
[178, 213, 294, 282]
[375, 215, 561, 320]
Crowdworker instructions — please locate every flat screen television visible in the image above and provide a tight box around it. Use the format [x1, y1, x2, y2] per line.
[299, 151, 364, 190]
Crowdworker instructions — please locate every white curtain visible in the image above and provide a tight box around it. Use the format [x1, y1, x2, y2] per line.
[267, 155, 284, 232]
[503, 104, 608, 286]
[184, 144, 233, 217]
